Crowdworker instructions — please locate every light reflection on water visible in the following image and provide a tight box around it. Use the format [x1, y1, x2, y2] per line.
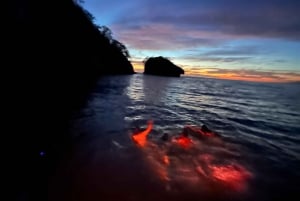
[49, 74, 300, 201]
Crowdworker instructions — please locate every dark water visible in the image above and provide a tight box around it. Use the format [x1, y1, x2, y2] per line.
[49, 74, 300, 201]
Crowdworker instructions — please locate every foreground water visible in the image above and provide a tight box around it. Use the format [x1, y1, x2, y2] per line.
[48, 74, 300, 201]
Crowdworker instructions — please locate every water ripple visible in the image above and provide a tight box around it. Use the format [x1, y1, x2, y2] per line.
[64, 74, 300, 201]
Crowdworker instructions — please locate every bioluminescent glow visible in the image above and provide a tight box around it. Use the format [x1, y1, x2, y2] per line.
[131, 121, 253, 195]
[209, 164, 252, 191]
[174, 135, 193, 149]
[131, 120, 153, 147]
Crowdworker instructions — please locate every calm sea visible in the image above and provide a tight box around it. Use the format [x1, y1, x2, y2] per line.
[49, 74, 300, 201]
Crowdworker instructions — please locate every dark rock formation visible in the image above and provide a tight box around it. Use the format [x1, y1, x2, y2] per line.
[144, 56, 184, 77]
[7, 0, 133, 200]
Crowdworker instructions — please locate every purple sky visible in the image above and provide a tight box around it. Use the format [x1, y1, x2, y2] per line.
[82, 0, 300, 82]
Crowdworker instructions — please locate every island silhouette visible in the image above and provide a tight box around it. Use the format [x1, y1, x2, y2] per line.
[144, 56, 185, 77]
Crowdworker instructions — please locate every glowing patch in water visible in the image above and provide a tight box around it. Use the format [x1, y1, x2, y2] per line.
[210, 164, 252, 191]
[163, 155, 170, 165]
[200, 154, 214, 163]
[130, 122, 253, 195]
[132, 120, 153, 147]
[175, 136, 192, 149]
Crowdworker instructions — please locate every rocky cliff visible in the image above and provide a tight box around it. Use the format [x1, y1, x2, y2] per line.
[7, 0, 134, 199]
[144, 56, 184, 77]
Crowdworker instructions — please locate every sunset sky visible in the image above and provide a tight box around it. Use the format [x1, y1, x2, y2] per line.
[82, 0, 300, 82]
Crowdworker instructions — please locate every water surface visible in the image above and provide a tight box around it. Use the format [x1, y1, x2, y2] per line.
[49, 74, 300, 201]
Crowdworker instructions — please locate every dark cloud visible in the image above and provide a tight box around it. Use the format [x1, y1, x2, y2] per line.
[201, 46, 260, 56]
[274, 59, 286, 63]
[181, 46, 260, 63]
[101, 0, 300, 52]
[190, 56, 251, 63]
[112, 0, 300, 41]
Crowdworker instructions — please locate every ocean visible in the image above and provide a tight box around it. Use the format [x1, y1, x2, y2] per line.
[48, 74, 300, 201]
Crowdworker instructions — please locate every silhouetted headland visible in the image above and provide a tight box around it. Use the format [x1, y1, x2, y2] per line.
[8, 0, 133, 200]
[144, 56, 184, 77]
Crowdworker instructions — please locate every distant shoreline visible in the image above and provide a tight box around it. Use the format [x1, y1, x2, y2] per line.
[131, 72, 298, 84]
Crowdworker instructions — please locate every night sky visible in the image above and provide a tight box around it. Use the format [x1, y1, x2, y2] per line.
[82, 0, 300, 82]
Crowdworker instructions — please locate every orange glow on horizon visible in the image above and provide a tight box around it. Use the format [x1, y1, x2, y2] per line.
[184, 68, 300, 83]
[132, 61, 144, 72]
[131, 61, 300, 83]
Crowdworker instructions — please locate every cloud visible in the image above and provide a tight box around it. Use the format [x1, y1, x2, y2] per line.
[201, 46, 260, 56]
[111, 24, 221, 50]
[188, 56, 251, 63]
[108, 0, 300, 51]
[110, 0, 300, 40]
[178, 45, 261, 63]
